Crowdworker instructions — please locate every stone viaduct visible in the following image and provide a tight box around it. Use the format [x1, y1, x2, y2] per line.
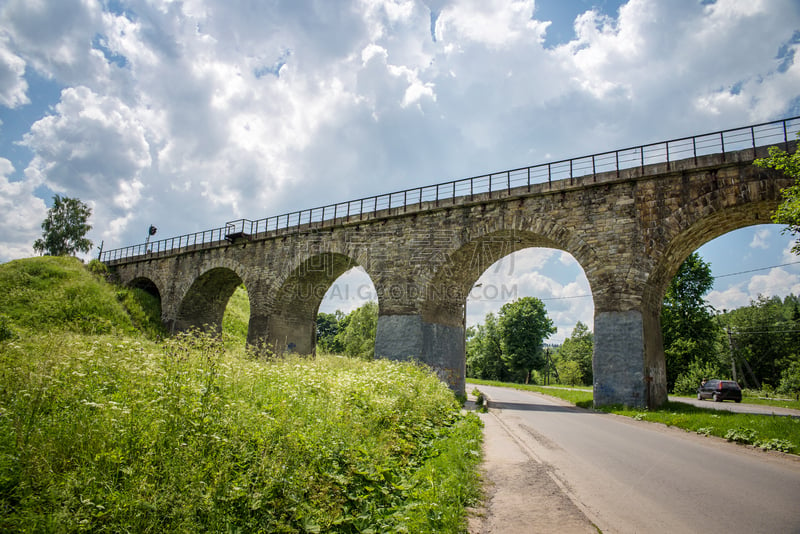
[103, 120, 798, 409]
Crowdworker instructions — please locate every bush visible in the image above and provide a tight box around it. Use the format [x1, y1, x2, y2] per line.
[672, 359, 722, 395]
[87, 258, 108, 276]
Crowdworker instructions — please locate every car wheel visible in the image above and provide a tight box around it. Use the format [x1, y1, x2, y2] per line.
[697, 393, 702, 400]
[735, 399, 741, 403]
[713, 393, 721, 402]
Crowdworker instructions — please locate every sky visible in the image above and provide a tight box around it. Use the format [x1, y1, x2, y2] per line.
[2, 0, 800, 343]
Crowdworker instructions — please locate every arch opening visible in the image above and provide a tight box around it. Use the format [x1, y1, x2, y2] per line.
[402, 228, 595, 394]
[652, 222, 800, 395]
[465, 246, 594, 386]
[316, 266, 378, 358]
[222, 282, 250, 351]
[175, 267, 243, 336]
[269, 252, 374, 356]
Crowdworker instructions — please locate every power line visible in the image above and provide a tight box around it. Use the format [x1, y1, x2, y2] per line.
[713, 261, 800, 279]
[479, 261, 800, 303]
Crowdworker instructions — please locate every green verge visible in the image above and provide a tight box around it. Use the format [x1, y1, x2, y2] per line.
[468, 379, 800, 455]
[0, 334, 483, 533]
[0, 258, 483, 533]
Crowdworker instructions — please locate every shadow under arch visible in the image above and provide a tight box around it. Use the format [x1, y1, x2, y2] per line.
[129, 276, 161, 300]
[174, 267, 243, 334]
[268, 252, 376, 355]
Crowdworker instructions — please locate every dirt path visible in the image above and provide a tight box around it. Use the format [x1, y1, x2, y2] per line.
[467, 403, 598, 533]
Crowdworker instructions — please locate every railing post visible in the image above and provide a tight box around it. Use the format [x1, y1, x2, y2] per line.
[692, 137, 697, 165]
[592, 155, 596, 180]
[452, 181, 456, 202]
[548, 163, 551, 186]
[720, 131, 725, 161]
[640, 146, 644, 176]
[527, 167, 531, 191]
[666, 142, 670, 171]
[507, 170, 511, 192]
[435, 184, 439, 206]
[751, 126, 756, 154]
[615, 151, 619, 178]
[470, 178, 474, 200]
[784, 119, 789, 150]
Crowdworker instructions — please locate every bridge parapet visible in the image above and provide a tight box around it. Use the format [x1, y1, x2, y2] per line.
[101, 117, 799, 266]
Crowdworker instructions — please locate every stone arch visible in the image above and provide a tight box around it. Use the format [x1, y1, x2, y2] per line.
[268, 251, 373, 355]
[645, 202, 781, 310]
[174, 266, 244, 334]
[420, 219, 598, 326]
[390, 218, 597, 394]
[634, 168, 789, 408]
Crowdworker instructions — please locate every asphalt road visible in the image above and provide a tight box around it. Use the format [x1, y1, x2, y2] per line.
[472, 383, 800, 534]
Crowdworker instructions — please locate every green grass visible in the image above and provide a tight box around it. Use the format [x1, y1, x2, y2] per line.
[470, 378, 800, 455]
[0, 257, 483, 532]
[671, 392, 800, 410]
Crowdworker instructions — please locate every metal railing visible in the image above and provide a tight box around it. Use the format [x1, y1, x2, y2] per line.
[100, 116, 800, 264]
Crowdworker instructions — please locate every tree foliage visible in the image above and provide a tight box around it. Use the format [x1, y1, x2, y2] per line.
[721, 295, 800, 389]
[316, 310, 345, 353]
[755, 140, 800, 252]
[466, 298, 556, 383]
[661, 252, 718, 390]
[499, 297, 557, 383]
[556, 321, 594, 385]
[315, 302, 377, 359]
[33, 195, 93, 257]
[466, 313, 508, 381]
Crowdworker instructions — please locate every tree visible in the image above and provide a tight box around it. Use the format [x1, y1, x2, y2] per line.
[557, 321, 594, 385]
[722, 295, 800, 389]
[334, 301, 378, 359]
[755, 139, 800, 252]
[316, 310, 345, 353]
[33, 195, 93, 256]
[661, 252, 718, 390]
[498, 297, 556, 383]
[778, 360, 800, 400]
[466, 313, 507, 381]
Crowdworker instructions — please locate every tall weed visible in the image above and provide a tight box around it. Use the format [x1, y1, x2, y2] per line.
[0, 332, 482, 532]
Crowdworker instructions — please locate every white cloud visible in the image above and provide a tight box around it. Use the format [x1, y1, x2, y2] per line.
[0, 38, 28, 108]
[0, 158, 46, 259]
[747, 267, 800, 297]
[750, 227, 771, 249]
[707, 283, 750, 312]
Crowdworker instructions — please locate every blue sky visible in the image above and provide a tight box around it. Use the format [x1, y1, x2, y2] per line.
[2, 0, 800, 342]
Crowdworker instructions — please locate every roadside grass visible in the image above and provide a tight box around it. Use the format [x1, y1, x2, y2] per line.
[469, 379, 800, 455]
[0, 257, 483, 533]
[671, 392, 800, 410]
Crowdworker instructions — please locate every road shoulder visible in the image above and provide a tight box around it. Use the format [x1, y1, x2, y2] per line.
[468, 406, 598, 534]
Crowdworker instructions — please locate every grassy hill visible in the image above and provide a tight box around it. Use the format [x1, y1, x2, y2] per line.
[0, 257, 482, 533]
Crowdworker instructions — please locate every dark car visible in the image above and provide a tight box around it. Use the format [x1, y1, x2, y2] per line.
[697, 379, 742, 403]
